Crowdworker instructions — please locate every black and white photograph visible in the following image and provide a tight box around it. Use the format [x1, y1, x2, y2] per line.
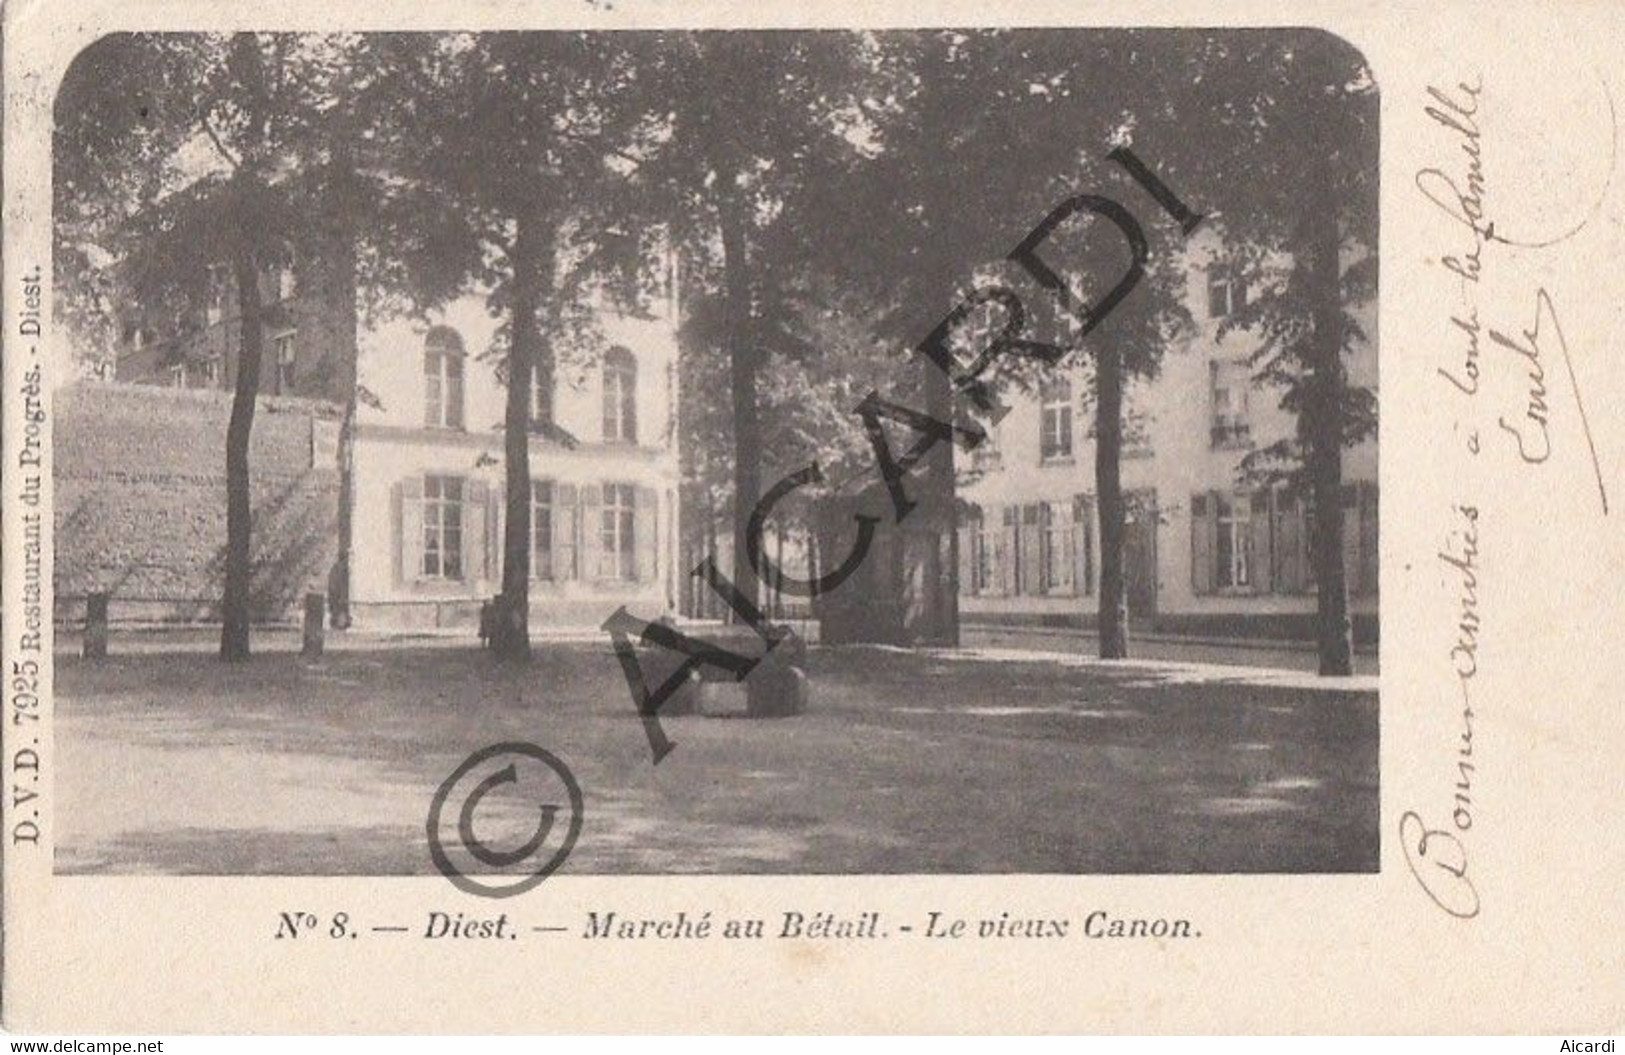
[49, 27, 1379, 880]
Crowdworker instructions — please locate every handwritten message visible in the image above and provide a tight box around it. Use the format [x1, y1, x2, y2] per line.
[1405, 75, 1614, 920]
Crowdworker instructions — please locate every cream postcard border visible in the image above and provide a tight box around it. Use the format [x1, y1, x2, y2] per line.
[5, 0, 1625, 1034]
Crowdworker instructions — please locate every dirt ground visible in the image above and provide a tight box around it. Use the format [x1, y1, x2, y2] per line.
[54, 641, 1378, 875]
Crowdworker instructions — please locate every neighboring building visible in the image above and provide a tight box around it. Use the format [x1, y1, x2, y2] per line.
[956, 231, 1378, 641]
[113, 239, 355, 403]
[112, 241, 682, 632]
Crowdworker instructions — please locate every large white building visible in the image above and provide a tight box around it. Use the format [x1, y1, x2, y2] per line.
[348, 293, 681, 629]
[957, 232, 1378, 641]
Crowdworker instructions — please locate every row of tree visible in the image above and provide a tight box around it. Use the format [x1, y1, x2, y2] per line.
[55, 29, 1376, 674]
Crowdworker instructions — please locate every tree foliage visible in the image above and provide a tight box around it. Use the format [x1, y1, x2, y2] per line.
[55, 29, 1378, 673]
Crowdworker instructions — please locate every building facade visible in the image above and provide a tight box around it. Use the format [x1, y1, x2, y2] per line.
[113, 248, 682, 632]
[347, 293, 680, 629]
[957, 233, 1379, 641]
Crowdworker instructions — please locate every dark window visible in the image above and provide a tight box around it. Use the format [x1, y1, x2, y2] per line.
[422, 475, 465, 580]
[1004, 505, 1022, 594]
[971, 517, 993, 594]
[1041, 501, 1074, 594]
[1039, 377, 1073, 461]
[531, 480, 554, 580]
[1209, 360, 1253, 448]
[424, 327, 466, 430]
[1208, 273, 1246, 319]
[1215, 493, 1252, 589]
[599, 483, 637, 581]
[603, 347, 637, 443]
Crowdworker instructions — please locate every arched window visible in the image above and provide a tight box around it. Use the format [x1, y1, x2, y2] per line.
[424, 326, 465, 429]
[602, 346, 637, 443]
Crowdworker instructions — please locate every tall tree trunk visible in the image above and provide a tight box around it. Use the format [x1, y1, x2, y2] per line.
[327, 205, 359, 630]
[718, 205, 761, 622]
[495, 211, 550, 661]
[1095, 343, 1129, 659]
[220, 225, 264, 660]
[909, 91, 964, 649]
[903, 252, 962, 647]
[1305, 199, 1355, 676]
[917, 341, 961, 647]
[331, 398, 356, 628]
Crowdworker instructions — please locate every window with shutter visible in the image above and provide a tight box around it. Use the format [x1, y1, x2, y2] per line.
[553, 483, 578, 581]
[1214, 493, 1252, 590]
[1019, 505, 1043, 596]
[421, 475, 466, 580]
[464, 479, 489, 584]
[532, 480, 554, 580]
[1037, 502, 1052, 592]
[598, 483, 638, 581]
[394, 478, 424, 587]
[1041, 501, 1074, 594]
[1250, 490, 1274, 594]
[1072, 494, 1095, 596]
[1277, 494, 1310, 594]
[1190, 492, 1215, 595]
[635, 486, 658, 582]
[978, 504, 1001, 596]
[580, 484, 603, 581]
[1001, 505, 1020, 596]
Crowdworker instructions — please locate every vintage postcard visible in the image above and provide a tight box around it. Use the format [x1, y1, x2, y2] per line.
[2, 0, 1622, 1035]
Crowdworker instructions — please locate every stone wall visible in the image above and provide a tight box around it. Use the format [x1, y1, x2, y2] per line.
[54, 382, 342, 626]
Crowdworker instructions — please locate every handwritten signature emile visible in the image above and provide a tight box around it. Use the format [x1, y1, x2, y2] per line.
[1406, 75, 1614, 921]
[1419, 78, 1611, 506]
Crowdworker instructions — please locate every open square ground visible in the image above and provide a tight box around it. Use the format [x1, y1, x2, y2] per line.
[56, 642, 1378, 875]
